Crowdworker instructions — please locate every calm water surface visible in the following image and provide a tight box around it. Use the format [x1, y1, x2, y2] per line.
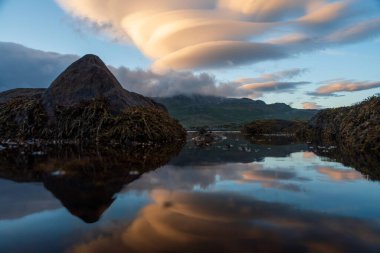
[0, 133, 380, 253]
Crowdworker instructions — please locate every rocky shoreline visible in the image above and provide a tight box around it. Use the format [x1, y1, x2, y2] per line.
[243, 96, 380, 153]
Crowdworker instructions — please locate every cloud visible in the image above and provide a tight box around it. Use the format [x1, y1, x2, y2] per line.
[112, 66, 310, 97]
[236, 68, 307, 83]
[0, 42, 78, 91]
[310, 79, 380, 96]
[238, 81, 309, 92]
[56, 0, 380, 72]
[232, 68, 309, 93]
[325, 18, 380, 44]
[151, 42, 287, 73]
[302, 102, 322, 109]
[1, 41, 307, 98]
[110, 66, 245, 97]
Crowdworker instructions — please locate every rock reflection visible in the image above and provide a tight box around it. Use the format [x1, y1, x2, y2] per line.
[312, 146, 380, 181]
[245, 134, 380, 182]
[171, 133, 309, 166]
[0, 144, 182, 223]
[68, 190, 380, 253]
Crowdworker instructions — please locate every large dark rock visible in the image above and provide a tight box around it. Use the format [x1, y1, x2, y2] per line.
[42, 54, 162, 115]
[0, 55, 185, 144]
[309, 96, 380, 152]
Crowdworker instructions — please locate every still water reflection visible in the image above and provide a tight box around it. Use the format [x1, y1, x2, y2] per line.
[0, 133, 379, 253]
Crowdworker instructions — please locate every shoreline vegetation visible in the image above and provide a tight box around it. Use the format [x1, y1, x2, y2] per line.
[0, 97, 185, 145]
[242, 96, 380, 154]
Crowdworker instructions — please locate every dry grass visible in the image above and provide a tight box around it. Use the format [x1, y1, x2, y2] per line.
[0, 98, 47, 139]
[0, 97, 186, 145]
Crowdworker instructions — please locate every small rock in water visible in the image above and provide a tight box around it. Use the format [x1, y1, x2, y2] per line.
[32, 151, 46, 156]
[129, 170, 140, 176]
[225, 144, 233, 149]
[51, 170, 66, 176]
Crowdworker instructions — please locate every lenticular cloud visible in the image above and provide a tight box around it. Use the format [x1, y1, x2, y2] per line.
[57, 0, 380, 72]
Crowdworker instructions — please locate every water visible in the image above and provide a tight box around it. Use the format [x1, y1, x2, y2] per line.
[0, 133, 380, 253]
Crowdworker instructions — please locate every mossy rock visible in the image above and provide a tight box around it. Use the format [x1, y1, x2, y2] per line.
[242, 96, 380, 154]
[0, 97, 186, 145]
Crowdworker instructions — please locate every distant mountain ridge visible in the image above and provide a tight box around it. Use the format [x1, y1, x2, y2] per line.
[154, 94, 318, 129]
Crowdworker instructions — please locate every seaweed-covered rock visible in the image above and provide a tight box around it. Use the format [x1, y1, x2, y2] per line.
[309, 96, 380, 152]
[0, 97, 47, 139]
[47, 98, 185, 144]
[0, 55, 185, 144]
[242, 96, 380, 153]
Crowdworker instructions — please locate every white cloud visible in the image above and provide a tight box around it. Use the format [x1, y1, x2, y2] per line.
[56, 0, 380, 72]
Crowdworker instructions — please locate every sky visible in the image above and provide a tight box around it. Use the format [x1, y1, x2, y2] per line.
[0, 0, 380, 109]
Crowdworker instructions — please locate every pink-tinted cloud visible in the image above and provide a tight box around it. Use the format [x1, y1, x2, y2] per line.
[302, 102, 322, 109]
[239, 81, 309, 92]
[310, 79, 380, 96]
[317, 167, 363, 181]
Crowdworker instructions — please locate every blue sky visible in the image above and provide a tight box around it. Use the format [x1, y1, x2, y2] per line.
[0, 0, 380, 108]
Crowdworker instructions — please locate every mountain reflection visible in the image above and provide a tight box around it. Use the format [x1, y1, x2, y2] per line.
[0, 144, 182, 223]
[67, 190, 380, 253]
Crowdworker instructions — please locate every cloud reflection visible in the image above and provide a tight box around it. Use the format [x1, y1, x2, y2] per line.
[317, 167, 363, 181]
[68, 190, 380, 253]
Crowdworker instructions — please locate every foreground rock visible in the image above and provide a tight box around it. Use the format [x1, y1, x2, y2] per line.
[0, 55, 185, 145]
[242, 96, 380, 153]
[308, 96, 380, 152]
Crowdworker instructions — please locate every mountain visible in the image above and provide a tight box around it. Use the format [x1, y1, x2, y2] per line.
[153, 94, 318, 129]
[42, 54, 162, 114]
